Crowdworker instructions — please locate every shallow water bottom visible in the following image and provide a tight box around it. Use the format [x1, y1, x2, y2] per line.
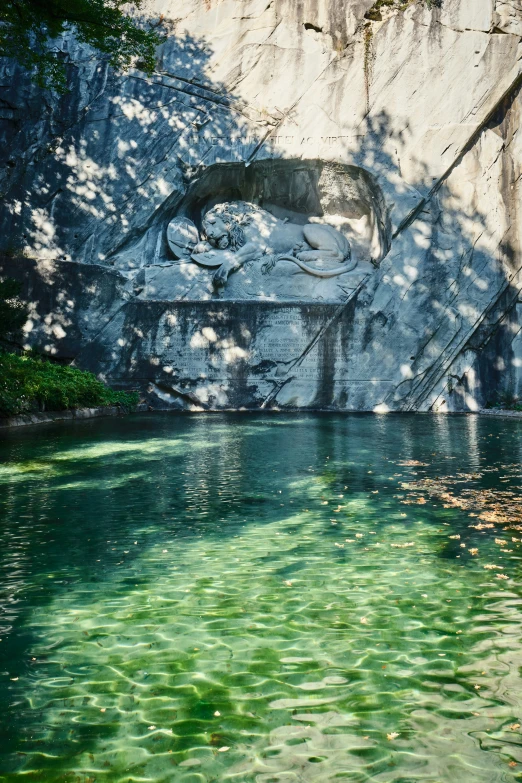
[1, 413, 522, 782]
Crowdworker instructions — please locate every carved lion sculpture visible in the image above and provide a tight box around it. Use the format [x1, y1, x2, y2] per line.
[168, 201, 357, 287]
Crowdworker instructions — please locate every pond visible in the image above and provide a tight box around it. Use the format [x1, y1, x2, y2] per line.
[1, 413, 522, 782]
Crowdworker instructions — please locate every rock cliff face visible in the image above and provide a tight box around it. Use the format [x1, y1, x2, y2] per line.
[2, 0, 522, 411]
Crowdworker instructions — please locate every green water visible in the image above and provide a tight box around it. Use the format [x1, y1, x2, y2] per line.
[1, 414, 522, 782]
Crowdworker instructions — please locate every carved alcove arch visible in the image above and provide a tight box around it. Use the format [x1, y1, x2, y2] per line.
[174, 158, 391, 267]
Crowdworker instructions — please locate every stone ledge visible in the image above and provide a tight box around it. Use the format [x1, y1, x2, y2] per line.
[476, 409, 522, 419]
[0, 404, 148, 429]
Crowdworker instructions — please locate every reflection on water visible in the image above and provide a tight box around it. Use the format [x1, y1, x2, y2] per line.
[1, 413, 522, 782]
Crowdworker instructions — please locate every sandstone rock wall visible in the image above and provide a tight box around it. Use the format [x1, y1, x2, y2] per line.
[2, 0, 522, 411]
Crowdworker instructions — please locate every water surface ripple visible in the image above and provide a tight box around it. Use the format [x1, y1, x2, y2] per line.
[1, 413, 522, 782]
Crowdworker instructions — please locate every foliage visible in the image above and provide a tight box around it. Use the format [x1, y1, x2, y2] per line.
[0, 278, 29, 344]
[365, 0, 441, 21]
[485, 394, 522, 412]
[0, 351, 138, 417]
[0, 278, 138, 417]
[0, 0, 161, 92]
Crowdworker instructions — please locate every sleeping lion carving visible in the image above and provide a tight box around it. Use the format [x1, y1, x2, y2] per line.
[167, 201, 357, 287]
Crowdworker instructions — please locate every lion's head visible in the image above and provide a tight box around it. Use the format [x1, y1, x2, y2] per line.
[201, 201, 259, 251]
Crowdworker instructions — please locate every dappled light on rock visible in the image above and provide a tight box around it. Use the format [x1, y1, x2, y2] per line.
[1, 0, 522, 410]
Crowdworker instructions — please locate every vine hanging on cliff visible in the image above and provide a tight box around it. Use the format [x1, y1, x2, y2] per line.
[363, 23, 374, 114]
[0, 0, 163, 92]
[363, 0, 441, 108]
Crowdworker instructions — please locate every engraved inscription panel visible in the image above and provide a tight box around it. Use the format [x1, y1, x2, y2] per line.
[154, 305, 336, 383]
[99, 301, 395, 409]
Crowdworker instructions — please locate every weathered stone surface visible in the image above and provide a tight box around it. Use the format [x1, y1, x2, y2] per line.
[2, 0, 522, 410]
[0, 404, 148, 429]
[0, 255, 133, 359]
[75, 298, 373, 410]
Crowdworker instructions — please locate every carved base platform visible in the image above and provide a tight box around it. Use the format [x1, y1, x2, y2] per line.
[77, 300, 391, 411]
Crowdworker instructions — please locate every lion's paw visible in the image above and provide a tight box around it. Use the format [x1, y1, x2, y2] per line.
[261, 256, 277, 275]
[212, 265, 229, 287]
[292, 242, 308, 255]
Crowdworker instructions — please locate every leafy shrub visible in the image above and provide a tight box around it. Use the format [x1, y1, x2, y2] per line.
[0, 351, 138, 417]
[485, 393, 522, 412]
[365, 0, 440, 20]
[0, 278, 28, 344]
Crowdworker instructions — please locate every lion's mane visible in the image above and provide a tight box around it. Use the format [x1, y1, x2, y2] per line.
[203, 202, 262, 251]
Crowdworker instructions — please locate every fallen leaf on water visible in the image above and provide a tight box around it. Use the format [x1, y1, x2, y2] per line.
[218, 747, 230, 752]
[484, 564, 502, 570]
[510, 723, 520, 731]
[496, 574, 509, 580]
[148, 725, 156, 730]
[469, 548, 478, 556]
[387, 732, 400, 741]
[360, 617, 368, 625]
[449, 535, 461, 540]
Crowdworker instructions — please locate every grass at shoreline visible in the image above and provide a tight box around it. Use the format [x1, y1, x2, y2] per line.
[0, 351, 138, 418]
